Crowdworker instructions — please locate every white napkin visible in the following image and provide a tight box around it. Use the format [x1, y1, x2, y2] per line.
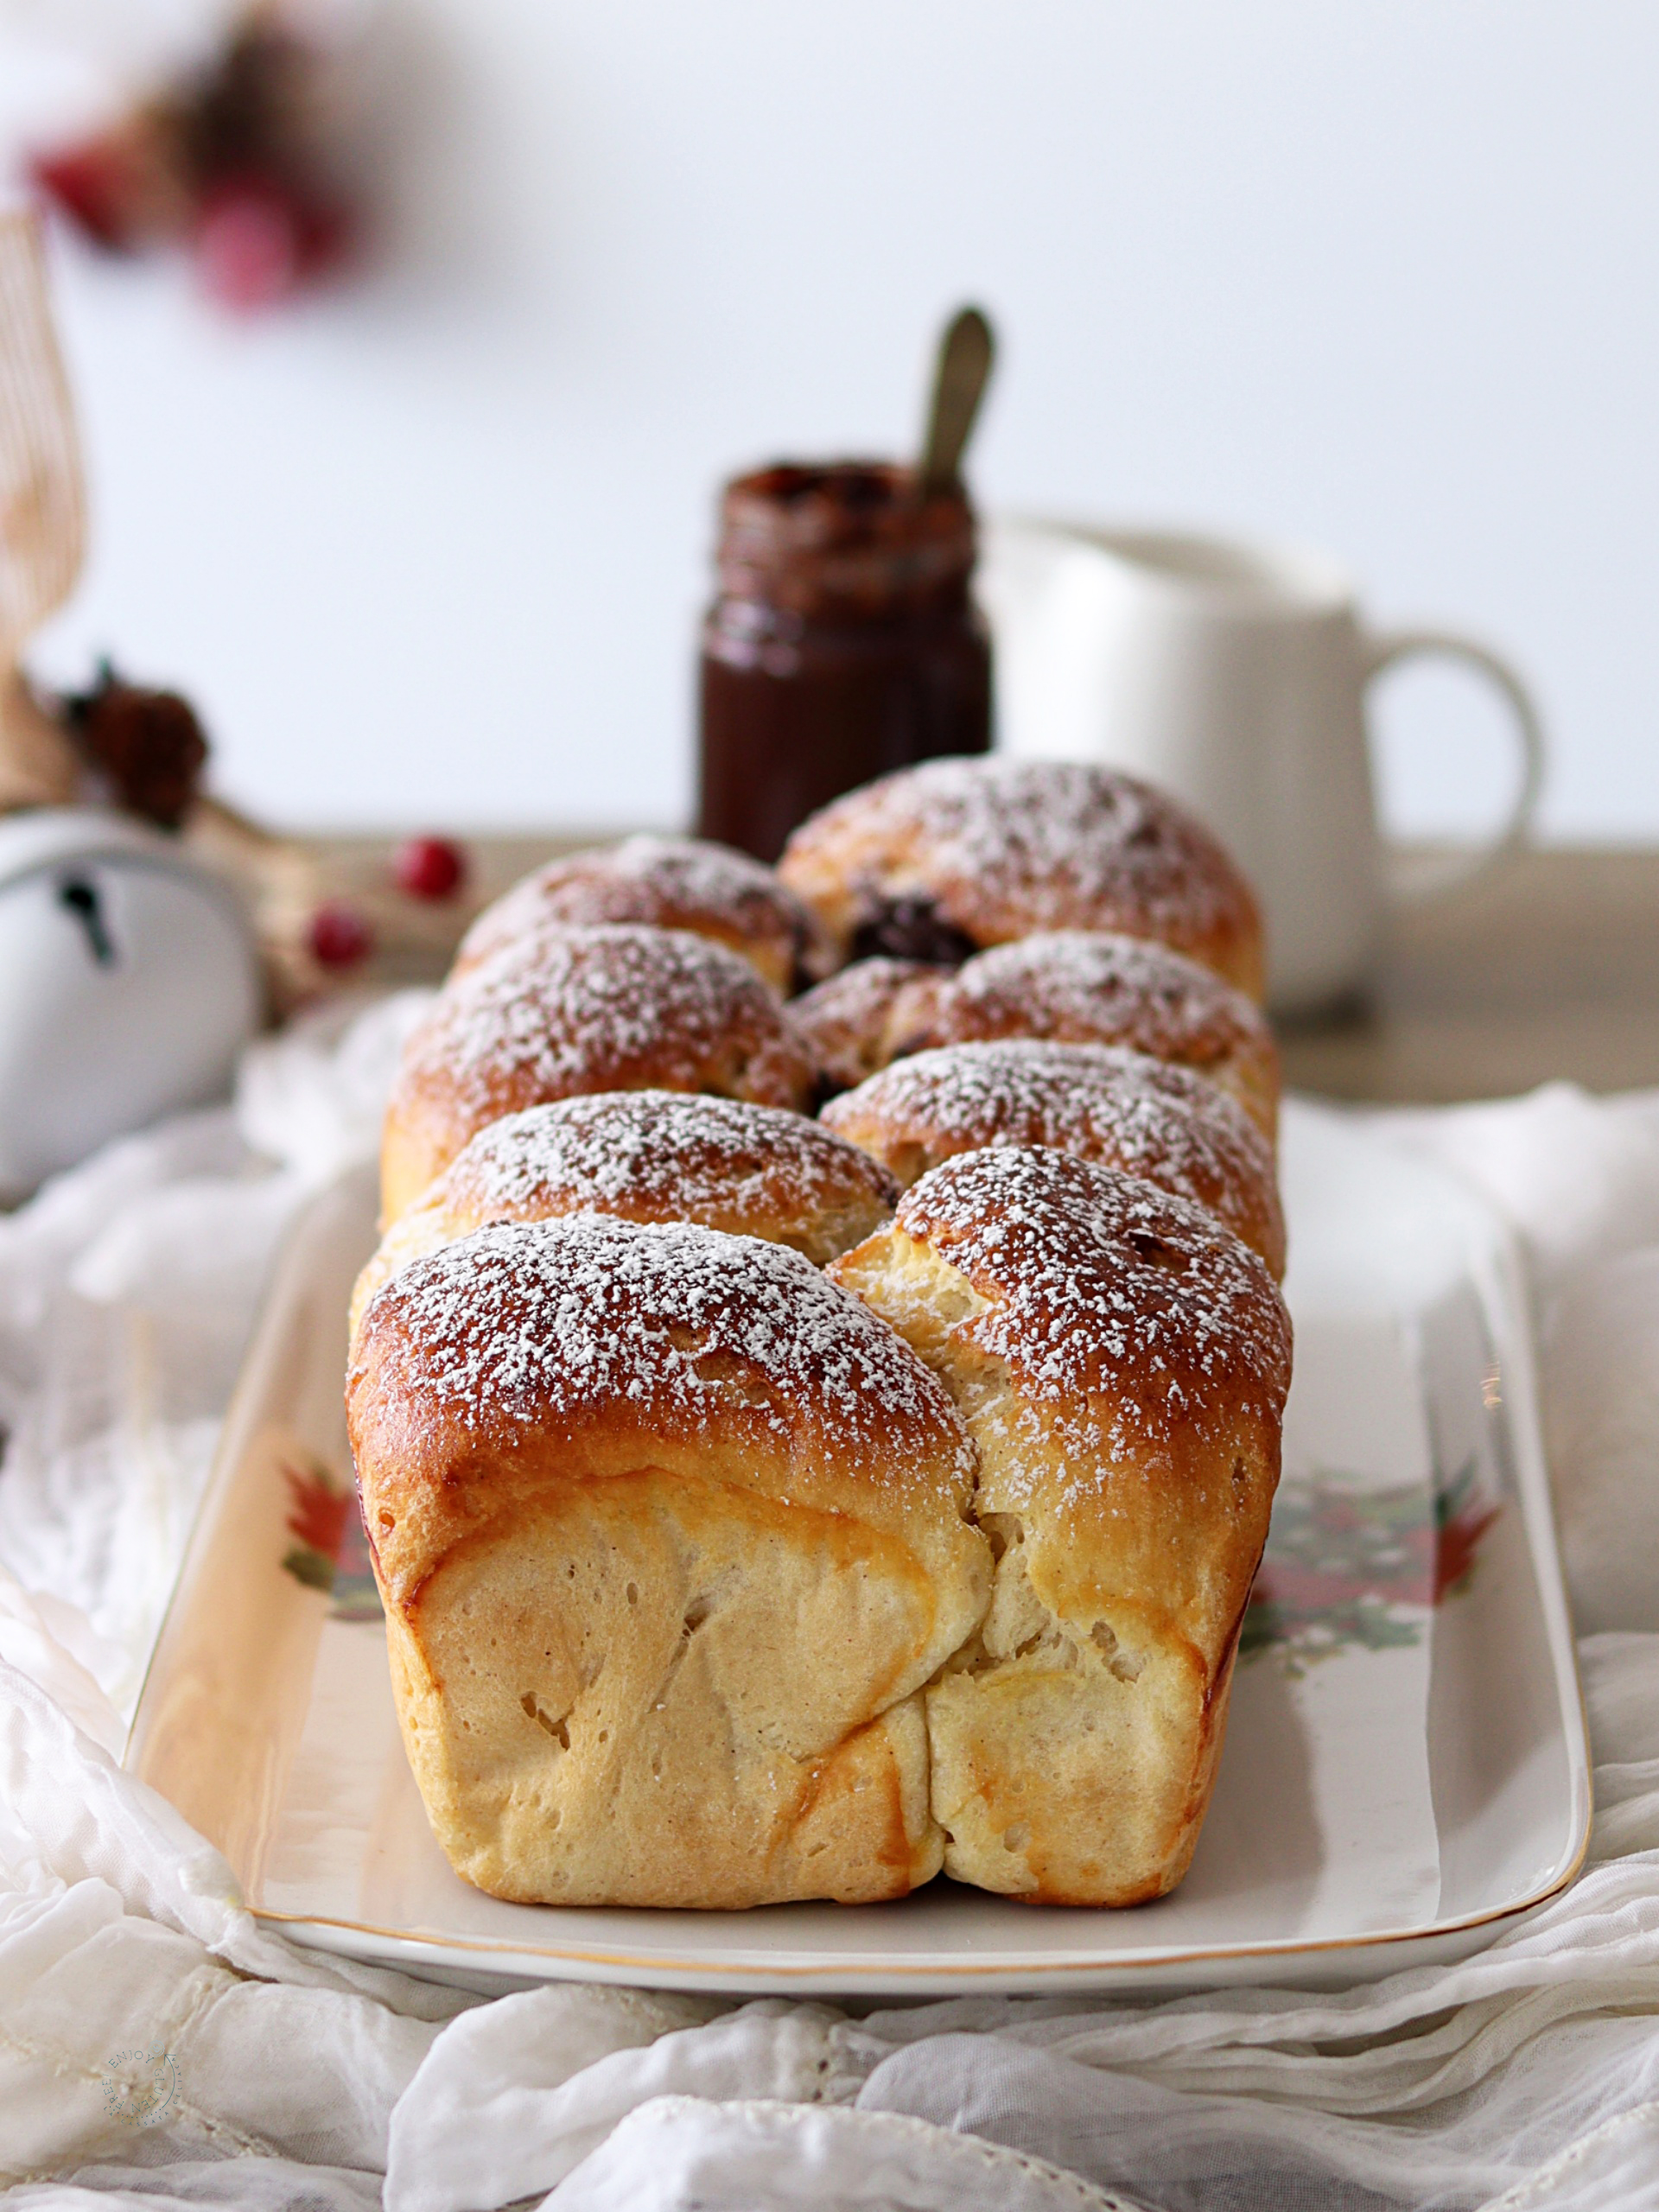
[3, 1014, 1659, 2212]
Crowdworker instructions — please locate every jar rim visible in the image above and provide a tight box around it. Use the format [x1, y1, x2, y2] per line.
[716, 459, 976, 617]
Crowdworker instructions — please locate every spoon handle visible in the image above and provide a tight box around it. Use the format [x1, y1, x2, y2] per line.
[918, 306, 996, 496]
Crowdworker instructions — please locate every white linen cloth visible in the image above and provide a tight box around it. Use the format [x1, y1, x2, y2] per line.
[3, 998, 1659, 2212]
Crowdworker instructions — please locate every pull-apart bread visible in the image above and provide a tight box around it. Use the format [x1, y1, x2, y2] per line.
[352, 1090, 897, 1339]
[379, 923, 818, 1223]
[454, 833, 831, 995]
[778, 756, 1265, 1000]
[830, 1148, 1293, 1905]
[352, 760, 1293, 1915]
[823, 1039, 1285, 1279]
[347, 1215, 992, 1908]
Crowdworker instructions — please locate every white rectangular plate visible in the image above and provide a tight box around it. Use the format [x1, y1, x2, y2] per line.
[126, 1100, 1590, 1995]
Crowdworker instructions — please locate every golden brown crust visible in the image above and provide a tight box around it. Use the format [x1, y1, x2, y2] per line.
[778, 758, 1264, 998]
[454, 835, 832, 994]
[787, 957, 953, 1095]
[379, 925, 819, 1222]
[830, 1147, 1291, 1905]
[348, 1215, 991, 1908]
[883, 931, 1281, 1144]
[353, 1090, 898, 1338]
[351, 1215, 981, 1608]
[822, 1039, 1285, 1278]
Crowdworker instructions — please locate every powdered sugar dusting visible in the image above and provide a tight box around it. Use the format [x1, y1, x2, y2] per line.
[362, 1213, 973, 1480]
[458, 836, 815, 974]
[603, 834, 809, 912]
[918, 931, 1269, 1066]
[397, 924, 815, 1120]
[444, 1090, 894, 1230]
[895, 1147, 1292, 1480]
[823, 1039, 1282, 1272]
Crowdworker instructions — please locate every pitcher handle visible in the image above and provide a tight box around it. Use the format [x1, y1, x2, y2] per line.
[1362, 628, 1547, 902]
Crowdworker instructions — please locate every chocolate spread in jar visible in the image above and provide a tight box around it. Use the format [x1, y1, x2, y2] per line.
[696, 461, 991, 864]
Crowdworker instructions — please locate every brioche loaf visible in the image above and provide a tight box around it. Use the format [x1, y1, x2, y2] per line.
[353, 760, 1293, 1916]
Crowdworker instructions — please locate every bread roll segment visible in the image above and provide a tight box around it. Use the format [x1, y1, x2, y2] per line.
[347, 1215, 992, 1909]
[454, 833, 830, 993]
[830, 1147, 1293, 1906]
[379, 923, 818, 1224]
[822, 1038, 1285, 1279]
[778, 755, 1265, 998]
[883, 931, 1281, 1145]
[788, 957, 952, 1095]
[352, 1090, 896, 1340]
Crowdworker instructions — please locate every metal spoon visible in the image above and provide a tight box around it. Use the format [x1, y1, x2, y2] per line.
[918, 305, 996, 496]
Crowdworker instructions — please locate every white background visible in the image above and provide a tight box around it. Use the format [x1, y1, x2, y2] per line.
[6, 0, 1658, 839]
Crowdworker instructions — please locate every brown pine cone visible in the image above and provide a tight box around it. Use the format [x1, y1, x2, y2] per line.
[62, 664, 209, 830]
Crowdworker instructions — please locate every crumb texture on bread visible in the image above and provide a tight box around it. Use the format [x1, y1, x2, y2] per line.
[830, 1147, 1291, 1904]
[349, 1214, 990, 1908]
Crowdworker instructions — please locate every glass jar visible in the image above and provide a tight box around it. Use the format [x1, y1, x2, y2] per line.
[696, 461, 992, 862]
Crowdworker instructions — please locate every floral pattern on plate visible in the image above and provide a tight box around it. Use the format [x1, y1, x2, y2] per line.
[280, 1457, 382, 1620]
[1243, 1458, 1500, 1675]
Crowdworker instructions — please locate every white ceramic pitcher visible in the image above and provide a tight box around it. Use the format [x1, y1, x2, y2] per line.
[978, 518, 1545, 1015]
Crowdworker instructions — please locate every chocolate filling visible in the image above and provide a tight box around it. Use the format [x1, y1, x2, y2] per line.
[849, 895, 978, 969]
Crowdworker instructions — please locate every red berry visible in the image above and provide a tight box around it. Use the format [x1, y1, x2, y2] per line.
[308, 899, 373, 969]
[193, 175, 354, 311]
[292, 196, 354, 280]
[394, 836, 467, 902]
[30, 138, 148, 251]
[195, 182, 302, 311]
